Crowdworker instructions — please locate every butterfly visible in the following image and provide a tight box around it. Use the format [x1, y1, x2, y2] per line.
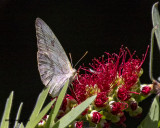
[35, 18, 76, 97]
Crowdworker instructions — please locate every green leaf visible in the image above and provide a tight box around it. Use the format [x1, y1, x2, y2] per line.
[14, 102, 23, 128]
[45, 80, 69, 128]
[159, 102, 160, 127]
[19, 123, 24, 128]
[138, 96, 159, 128]
[25, 99, 55, 128]
[28, 87, 50, 122]
[25, 87, 53, 128]
[53, 95, 97, 128]
[152, 2, 160, 51]
[0, 91, 14, 128]
[14, 123, 24, 128]
[158, 120, 160, 127]
[149, 27, 157, 81]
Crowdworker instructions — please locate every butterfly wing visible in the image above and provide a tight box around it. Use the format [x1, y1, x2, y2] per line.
[35, 18, 75, 97]
[153, 80, 160, 96]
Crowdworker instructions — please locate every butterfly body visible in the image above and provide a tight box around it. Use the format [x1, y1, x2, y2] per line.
[35, 18, 76, 97]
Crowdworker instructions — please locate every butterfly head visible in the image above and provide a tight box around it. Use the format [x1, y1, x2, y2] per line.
[69, 68, 77, 83]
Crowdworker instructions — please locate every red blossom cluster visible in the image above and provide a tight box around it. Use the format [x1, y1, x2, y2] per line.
[39, 46, 152, 128]
[67, 46, 151, 127]
[72, 47, 148, 104]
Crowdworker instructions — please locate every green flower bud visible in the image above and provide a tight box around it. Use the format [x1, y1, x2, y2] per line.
[111, 115, 120, 123]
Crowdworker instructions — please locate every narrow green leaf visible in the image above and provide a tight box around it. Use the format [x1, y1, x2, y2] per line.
[149, 27, 157, 81]
[27, 87, 50, 122]
[14, 102, 23, 128]
[25, 99, 55, 128]
[158, 120, 160, 127]
[19, 123, 24, 128]
[152, 2, 160, 51]
[53, 95, 97, 128]
[159, 102, 160, 127]
[45, 80, 69, 128]
[138, 96, 159, 128]
[0, 91, 14, 128]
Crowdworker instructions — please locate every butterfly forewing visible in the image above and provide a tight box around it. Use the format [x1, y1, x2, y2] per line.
[35, 18, 76, 97]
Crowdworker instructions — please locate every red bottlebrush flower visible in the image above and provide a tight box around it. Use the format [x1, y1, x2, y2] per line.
[117, 87, 131, 101]
[90, 54, 118, 93]
[38, 119, 45, 126]
[90, 111, 102, 124]
[55, 95, 77, 120]
[130, 101, 138, 111]
[121, 59, 141, 89]
[141, 86, 151, 95]
[75, 121, 83, 128]
[120, 46, 148, 90]
[43, 115, 49, 121]
[103, 122, 111, 128]
[116, 115, 126, 127]
[120, 115, 126, 122]
[72, 46, 148, 111]
[60, 94, 77, 112]
[111, 102, 127, 115]
[61, 96, 67, 112]
[81, 108, 89, 116]
[100, 120, 111, 128]
[56, 111, 65, 119]
[95, 92, 108, 107]
[72, 73, 98, 103]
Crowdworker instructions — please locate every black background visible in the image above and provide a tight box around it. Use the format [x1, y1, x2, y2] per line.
[0, 0, 160, 127]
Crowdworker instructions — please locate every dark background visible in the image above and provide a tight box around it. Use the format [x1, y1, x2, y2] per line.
[0, 0, 160, 127]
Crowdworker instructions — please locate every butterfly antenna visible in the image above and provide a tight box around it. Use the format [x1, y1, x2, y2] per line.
[74, 51, 88, 68]
[69, 53, 73, 67]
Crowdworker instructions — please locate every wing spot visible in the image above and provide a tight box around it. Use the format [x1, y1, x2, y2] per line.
[51, 40, 54, 46]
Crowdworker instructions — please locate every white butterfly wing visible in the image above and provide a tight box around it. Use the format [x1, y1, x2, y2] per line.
[35, 18, 76, 97]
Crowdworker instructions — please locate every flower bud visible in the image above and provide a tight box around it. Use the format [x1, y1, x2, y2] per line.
[111, 115, 120, 123]
[116, 115, 126, 126]
[88, 110, 102, 124]
[38, 120, 45, 127]
[129, 106, 142, 117]
[130, 101, 138, 111]
[104, 112, 112, 120]
[117, 87, 131, 101]
[43, 115, 49, 121]
[100, 120, 110, 128]
[81, 108, 89, 116]
[74, 121, 83, 128]
[110, 102, 123, 115]
[94, 92, 108, 108]
[141, 85, 151, 95]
